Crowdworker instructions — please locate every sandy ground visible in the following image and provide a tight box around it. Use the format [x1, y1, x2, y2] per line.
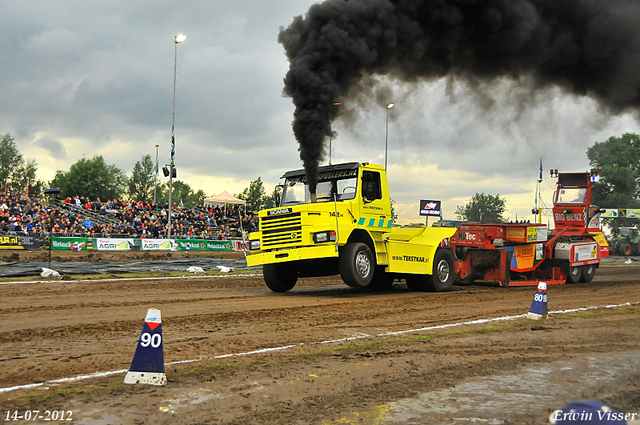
[0, 260, 639, 424]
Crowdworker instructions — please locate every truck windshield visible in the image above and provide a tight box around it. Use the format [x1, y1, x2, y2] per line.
[556, 188, 586, 204]
[281, 177, 357, 205]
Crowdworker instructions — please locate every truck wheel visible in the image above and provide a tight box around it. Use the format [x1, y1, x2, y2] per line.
[263, 264, 298, 292]
[405, 249, 455, 292]
[632, 242, 640, 256]
[369, 266, 395, 291]
[619, 243, 632, 256]
[339, 242, 374, 287]
[428, 249, 456, 292]
[565, 265, 582, 284]
[580, 264, 596, 283]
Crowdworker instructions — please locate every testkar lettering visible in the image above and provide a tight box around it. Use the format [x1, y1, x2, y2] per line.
[392, 255, 429, 263]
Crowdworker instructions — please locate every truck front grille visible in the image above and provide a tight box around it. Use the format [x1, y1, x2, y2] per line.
[261, 212, 302, 248]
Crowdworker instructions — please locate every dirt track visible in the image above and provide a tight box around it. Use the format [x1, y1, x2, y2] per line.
[1, 261, 639, 424]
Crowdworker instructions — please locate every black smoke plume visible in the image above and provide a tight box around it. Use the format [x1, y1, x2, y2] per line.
[278, 0, 640, 193]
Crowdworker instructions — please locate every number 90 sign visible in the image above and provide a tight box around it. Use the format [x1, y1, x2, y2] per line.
[140, 332, 162, 348]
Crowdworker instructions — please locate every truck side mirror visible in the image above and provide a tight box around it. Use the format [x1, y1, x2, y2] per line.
[274, 184, 283, 206]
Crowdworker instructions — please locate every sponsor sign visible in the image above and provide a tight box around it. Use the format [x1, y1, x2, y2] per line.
[526, 226, 548, 242]
[509, 244, 536, 269]
[176, 239, 233, 252]
[419, 200, 442, 216]
[95, 238, 134, 251]
[506, 227, 525, 240]
[51, 237, 90, 251]
[573, 243, 598, 262]
[620, 209, 640, 218]
[232, 240, 248, 251]
[601, 209, 619, 218]
[19, 235, 46, 251]
[0, 235, 23, 250]
[141, 239, 175, 251]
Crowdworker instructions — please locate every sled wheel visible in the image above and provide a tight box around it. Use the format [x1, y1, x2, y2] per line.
[339, 242, 374, 287]
[565, 265, 582, 284]
[263, 263, 298, 292]
[580, 264, 596, 283]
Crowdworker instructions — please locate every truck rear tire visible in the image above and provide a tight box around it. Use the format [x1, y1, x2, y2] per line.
[339, 242, 374, 287]
[263, 264, 298, 292]
[580, 264, 596, 283]
[565, 265, 582, 283]
[405, 249, 455, 292]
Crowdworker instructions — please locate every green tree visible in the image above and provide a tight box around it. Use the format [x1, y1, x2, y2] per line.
[50, 155, 128, 200]
[0, 133, 24, 190]
[587, 133, 640, 228]
[156, 180, 205, 208]
[236, 177, 271, 212]
[128, 154, 156, 203]
[13, 159, 46, 198]
[455, 192, 506, 223]
[0, 133, 45, 197]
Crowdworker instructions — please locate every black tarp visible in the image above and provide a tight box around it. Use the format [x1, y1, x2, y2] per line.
[0, 257, 254, 277]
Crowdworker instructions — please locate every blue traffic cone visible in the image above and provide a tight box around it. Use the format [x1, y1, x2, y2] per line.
[527, 282, 548, 320]
[124, 308, 166, 386]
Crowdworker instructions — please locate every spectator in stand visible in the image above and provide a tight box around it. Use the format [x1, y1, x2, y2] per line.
[83, 217, 93, 229]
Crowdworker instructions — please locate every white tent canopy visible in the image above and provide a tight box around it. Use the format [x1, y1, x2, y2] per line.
[203, 191, 246, 207]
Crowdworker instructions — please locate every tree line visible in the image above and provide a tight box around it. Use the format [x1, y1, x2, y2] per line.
[2, 131, 639, 219]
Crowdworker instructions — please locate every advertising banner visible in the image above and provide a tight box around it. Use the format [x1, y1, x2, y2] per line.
[0, 235, 23, 250]
[601, 209, 619, 218]
[620, 209, 640, 218]
[526, 226, 548, 242]
[232, 240, 248, 251]
[176, 239, 233, 251]
[507, 244, 543, 270]
[94, 238, 134, 251]
[419, 200, 442, 216]
[19, 235, 46, 251]
[141, 239, 175, 251]
[51, 237, 89, 251]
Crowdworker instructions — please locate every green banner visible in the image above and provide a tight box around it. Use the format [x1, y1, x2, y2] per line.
[51, 237, 89, 251]
[177, 239, 233, 251]
[620, 209, 640, 219]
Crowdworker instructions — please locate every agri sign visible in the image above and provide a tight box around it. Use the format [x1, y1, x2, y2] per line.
[95, 238, 133, 251]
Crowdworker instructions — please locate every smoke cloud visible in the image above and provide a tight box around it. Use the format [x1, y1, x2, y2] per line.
[278, 0, 640, 193]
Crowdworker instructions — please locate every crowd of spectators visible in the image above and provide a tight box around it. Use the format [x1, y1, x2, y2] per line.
[0, 193, 258, 240]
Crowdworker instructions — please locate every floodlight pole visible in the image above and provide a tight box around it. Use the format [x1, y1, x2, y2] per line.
[167, 33, 186, 240]
[153, 145, 159, 205]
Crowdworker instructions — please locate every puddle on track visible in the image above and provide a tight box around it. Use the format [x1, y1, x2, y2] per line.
[326, 351, 640, 424]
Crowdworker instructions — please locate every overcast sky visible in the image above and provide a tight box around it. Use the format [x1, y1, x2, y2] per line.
[1, 1, 637, 225]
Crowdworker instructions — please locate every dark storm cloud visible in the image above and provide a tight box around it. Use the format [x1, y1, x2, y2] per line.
[279, 0, 640, 193]
[37, 139, 67, 159]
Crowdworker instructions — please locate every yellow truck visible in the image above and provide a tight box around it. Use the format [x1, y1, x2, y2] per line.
[246, 162, 456, 292]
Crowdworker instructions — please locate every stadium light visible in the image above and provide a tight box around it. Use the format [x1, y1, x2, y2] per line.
[167, 33, 187, 240]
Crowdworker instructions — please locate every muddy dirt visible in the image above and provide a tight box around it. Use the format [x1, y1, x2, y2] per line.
[0, 264, 639, 424]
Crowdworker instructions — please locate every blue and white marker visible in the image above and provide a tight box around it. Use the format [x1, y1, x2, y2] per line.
[527, 282, 548, 320]
[124, 308, 166, 386]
